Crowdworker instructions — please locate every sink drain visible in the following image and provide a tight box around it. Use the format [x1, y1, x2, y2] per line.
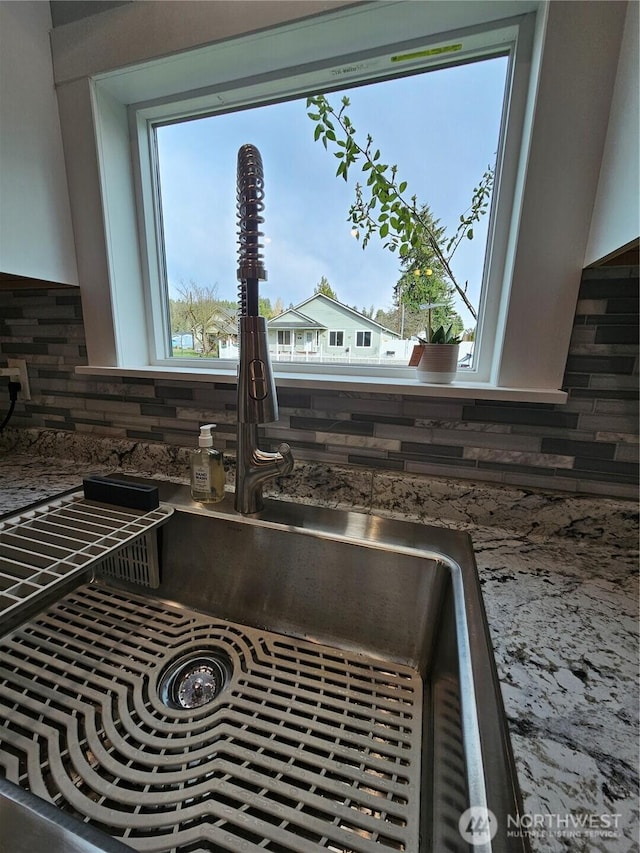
[158, 650, 232, 710]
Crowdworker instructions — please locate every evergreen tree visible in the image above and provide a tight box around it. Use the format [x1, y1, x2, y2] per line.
[314, 276, 338, 300]
[395, 206, 463, 338]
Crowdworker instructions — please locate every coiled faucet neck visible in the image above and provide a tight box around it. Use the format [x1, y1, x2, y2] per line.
[234, 143, 294, 514]
[237, 144, 267, 297]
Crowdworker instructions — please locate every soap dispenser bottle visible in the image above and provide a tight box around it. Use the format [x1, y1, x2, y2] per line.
[190, 423, 225, 503]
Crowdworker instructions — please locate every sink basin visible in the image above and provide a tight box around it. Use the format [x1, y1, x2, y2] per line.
[0, 480, 529, 852]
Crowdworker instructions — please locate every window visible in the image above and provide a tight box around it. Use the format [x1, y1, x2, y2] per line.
[329, 331, 344, 347]
[152, 52, 508, 373]
[61, 0, 604, 400]
[277, 330, 291, 346]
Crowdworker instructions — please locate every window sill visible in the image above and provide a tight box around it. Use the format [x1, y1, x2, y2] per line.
[75, 364, 567, 403]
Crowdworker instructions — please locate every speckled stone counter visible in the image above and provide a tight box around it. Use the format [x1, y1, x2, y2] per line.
[0, 442, 638, 852]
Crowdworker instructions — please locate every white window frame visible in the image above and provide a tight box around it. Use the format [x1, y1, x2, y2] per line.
[134, 23, 523, 383]
[277, 330, 292, 347]
[356, 330, 373, 348]
[329, 330, 345, 348]
[52, 1, 625, 402]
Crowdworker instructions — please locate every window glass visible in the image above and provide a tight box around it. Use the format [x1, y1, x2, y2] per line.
[155, 54, 508, 369]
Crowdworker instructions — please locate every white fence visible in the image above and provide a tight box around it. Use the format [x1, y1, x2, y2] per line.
[270, 340, 474, 367]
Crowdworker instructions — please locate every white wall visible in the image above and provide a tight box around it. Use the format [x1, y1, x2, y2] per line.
[0, 1, 77, 284]
[585, 0, 640, 265]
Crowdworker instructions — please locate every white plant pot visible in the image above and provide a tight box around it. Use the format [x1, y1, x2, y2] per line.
[416, 344, 459, 384]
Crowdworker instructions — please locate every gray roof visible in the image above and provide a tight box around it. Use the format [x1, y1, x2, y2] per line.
[268, 309, 326, 330]
[292, 293, 400, 337]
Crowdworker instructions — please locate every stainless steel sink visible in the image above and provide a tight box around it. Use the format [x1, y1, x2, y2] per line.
[0, 480, 529, 853]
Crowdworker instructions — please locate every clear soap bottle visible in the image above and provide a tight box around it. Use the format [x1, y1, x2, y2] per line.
[190, 423, 225, 503]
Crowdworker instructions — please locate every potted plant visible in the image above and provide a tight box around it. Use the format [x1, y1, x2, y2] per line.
[413, 323, 461, 384]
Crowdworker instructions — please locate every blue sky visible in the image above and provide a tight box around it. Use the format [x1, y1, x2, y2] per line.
[157, 55, 508, 327]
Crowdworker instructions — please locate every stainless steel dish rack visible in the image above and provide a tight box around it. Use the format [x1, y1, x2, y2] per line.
[0, 492, 173, 634]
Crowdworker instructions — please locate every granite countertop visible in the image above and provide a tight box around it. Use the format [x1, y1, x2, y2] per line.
[0, 453, 638, 852]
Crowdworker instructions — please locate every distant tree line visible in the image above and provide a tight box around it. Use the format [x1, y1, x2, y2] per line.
[170, 254, 473, 354]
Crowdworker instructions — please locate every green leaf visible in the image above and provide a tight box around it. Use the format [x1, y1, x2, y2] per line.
[314, 124, 323, 141]
[467, 228, 474, 240]
[398, 181, 408, 194]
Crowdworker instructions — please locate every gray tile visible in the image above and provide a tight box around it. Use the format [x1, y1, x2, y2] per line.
[463, 405, 579, 430]
[291, 416, 373, 435]
[312, 397, 405, 416]
[572, 456, 638, 479]
[570, 327, 597, 345]
[317, 432, 400, 452]
[562, 398, 596, 413]
[575, 299, 608, 314]
[374, 422, 430, 442]
[288, 447, 350, 465]
[565, 354, 636, 374]
[140, 404, 177, 418]
[615, 443, 639, 463]
[465, 448, 574, 469]
[405, 460, 503, 482]
[595, 326, 639, 345]
[430, 429, 540, 452]
[502, 472, 578, 492]
[594, 399, 639, 415]
[540, 438, 616, 459]
[590, 373, 639, 390]
[579, 413, 639, 433]
[571, 479, 638, 499]
[348, 455, 404, 469]
[402, 399, 465, 419]
[596, 430, 640, 443]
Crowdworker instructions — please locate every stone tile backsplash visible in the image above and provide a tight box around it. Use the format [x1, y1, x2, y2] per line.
[1, 266, 637, 498]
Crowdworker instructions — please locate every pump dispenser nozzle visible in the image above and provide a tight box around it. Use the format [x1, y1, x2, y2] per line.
[198, 424, 217, 447]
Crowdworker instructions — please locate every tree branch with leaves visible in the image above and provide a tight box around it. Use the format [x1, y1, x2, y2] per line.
[306, 94, 494, 322]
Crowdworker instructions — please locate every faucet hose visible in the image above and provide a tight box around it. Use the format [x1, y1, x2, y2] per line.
[237, 144, 267, 317]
